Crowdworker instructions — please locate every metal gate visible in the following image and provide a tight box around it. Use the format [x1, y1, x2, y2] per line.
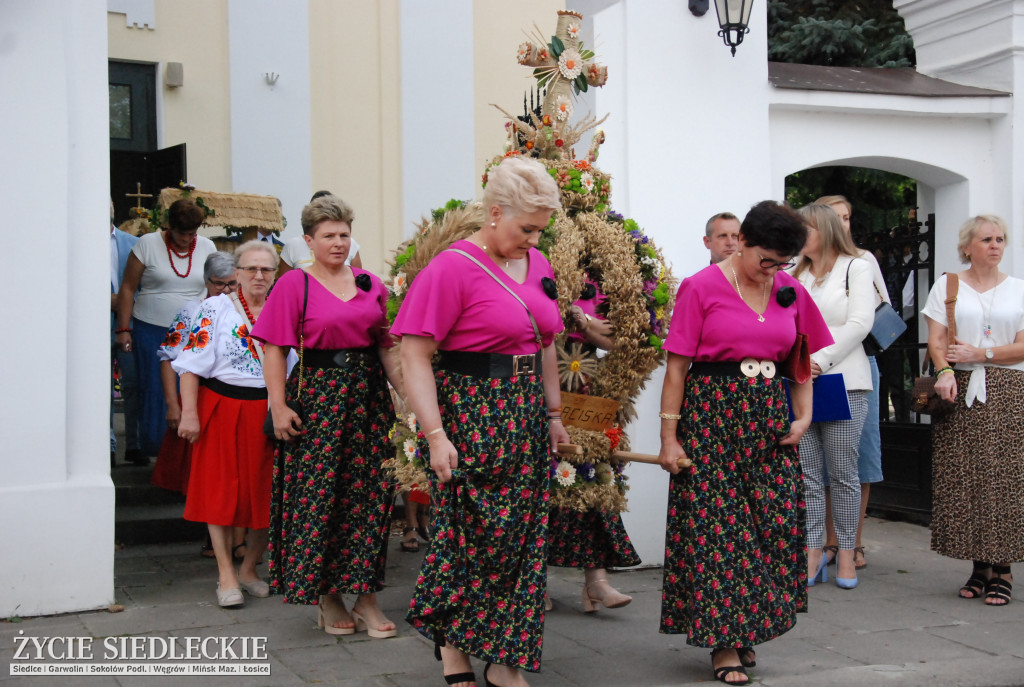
[854, 211, 937, 521]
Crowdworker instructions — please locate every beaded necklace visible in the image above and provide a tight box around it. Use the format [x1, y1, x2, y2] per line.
[164, 231, 197, 278]
[237, 289, 258, 326]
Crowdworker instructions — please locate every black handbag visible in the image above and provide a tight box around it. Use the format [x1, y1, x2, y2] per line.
[845, 260, 907, 355]
[263, 272, 308, 438]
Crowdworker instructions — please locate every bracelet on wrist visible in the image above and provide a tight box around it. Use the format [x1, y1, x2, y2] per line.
[659, 412, 682, 421]
[115, 328, 132, 334]
[425, 427, 445, 438]
[935, 366, 954, 377]
[548, 417, 562, 423]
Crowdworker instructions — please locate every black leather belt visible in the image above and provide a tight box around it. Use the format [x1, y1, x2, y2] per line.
[437, 349, 542, 378]
[690, 359, 781, 379]
[303, 347, 376, 368]
[201, 377, 268, 400]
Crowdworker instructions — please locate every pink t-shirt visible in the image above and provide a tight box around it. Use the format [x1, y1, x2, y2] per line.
[391, 240, 563, 354]
[251, 268, 393, 350]
[664, 265, 832, 361]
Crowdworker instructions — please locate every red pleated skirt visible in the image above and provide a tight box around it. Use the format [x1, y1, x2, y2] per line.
[183, 385, 273, 529]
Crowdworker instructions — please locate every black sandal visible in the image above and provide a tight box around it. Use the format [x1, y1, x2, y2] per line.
[434, 639, 476, 686]
[959, 562, 992, 599]
[737, 646, 756, 668]
[400, 527, 420, 553]
[711, 649, 750, 685]
[985, 565, 1013, 606]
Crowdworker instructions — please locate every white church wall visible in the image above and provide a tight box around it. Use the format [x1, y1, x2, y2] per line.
[0, 0, 114, 617]
[584, 0, 777, 567]
[227, 0, 313, 237]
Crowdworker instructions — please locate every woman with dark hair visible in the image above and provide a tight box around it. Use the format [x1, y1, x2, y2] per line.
[658, 201, 832, 685]
[394, 156, 569, 687]
[254, 194, 402, 638]
[116, 199, 218, 457]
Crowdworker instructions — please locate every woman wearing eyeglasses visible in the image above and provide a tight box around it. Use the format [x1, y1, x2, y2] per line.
[253, 195, 403, 640]
[116, 199, 218, 460]
[174, 240, 279, 607]
[792, 204, 876, 593]
[659, 201, 831, 685]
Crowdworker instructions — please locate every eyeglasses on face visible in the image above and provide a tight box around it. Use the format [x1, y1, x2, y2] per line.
[756, 252, 796, 270]
[209, 279, 237, 288]
[237, 266, 276, 275]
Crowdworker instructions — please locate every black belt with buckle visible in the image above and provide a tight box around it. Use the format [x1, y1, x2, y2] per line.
[304, 347, 376, 368]
[437, 349, 542, 378]
[201, 377, 268, 401]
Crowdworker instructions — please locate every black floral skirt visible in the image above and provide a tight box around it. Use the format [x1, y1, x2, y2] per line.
[267, 359, 396, 603]
[660, 372, 807, 648]
[406, 370, 550, 673]
[547, 507, 641, 568]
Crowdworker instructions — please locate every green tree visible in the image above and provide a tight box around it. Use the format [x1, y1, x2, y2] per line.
[768, 0, 916, 68]
[785, 166, 917, 237]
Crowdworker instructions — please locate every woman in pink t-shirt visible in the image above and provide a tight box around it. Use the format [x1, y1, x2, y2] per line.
[393, 157, 570, 687]
[253, 195, 403, 640]
[658, 201, 832, 685]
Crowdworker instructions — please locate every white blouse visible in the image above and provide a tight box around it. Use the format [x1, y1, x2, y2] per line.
[157, 300, 201, 363]
[922, 273, 1024, 406]
[132, 231, 218, 326]
[171, 294, 265, 388]
[796, 254, 875, 391]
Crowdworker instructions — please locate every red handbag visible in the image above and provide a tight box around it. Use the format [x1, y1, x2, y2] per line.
[780, 333, 811, 385]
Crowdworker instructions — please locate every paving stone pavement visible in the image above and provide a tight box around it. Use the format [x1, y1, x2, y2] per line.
[2, 516, 1023, 686]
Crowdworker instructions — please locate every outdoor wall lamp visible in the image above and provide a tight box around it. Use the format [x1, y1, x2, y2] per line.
[715, 0, 754, 56]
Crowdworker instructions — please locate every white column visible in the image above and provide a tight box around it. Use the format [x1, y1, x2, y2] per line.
[228, 0, 313, 237]
[0, 0, 114, 617]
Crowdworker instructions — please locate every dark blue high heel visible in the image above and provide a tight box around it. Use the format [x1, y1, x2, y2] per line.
[808, 554, 829, 587]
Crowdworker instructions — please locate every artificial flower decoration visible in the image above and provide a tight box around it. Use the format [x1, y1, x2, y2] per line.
[558, 48, 584, 80]
[541, 276, 558, 300]
[555, 460, 577, 487]
[557, 342, 598, 392]
[580, 172, 595, 194]
[393, 272, 407, 296]
[580, 282, 597, 300]
[355, 273, 372, 292]
[516, 42, 535, 65]
[776, 286, 797, 308]
[566, 22, 581, 40]
[555, 94, 574, 122]
[403, 439, 417, 460]
[595, 462, 614, 486]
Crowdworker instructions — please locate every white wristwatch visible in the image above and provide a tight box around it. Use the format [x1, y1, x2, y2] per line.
[985, 348, 994, 360]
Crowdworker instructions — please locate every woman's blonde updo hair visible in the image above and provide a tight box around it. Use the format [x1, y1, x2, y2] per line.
[956, 215, 1008, 264]
[792, 203, 860, 279]
[301, 195, 355, 237]
[483, 157, 561, 217]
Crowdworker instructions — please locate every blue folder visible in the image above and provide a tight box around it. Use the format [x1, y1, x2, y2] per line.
[785, 374, 852, 423]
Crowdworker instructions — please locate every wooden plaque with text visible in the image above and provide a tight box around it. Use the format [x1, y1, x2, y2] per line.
[560, 392, 621, 432]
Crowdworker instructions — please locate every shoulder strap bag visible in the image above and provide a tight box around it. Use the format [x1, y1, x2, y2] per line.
[845, 258, 908, 355]
[910, 273, 957, 416]
[445, 248, 543, 347]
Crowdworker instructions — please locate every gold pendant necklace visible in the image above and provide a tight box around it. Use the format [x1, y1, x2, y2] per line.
[730, 258, 768, 323]
[482, 244, 510, 269]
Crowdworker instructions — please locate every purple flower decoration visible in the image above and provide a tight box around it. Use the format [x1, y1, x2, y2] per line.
[776, 286, 797, 308]
[605, 211, 624, 223]
[580, 463, 596, 482]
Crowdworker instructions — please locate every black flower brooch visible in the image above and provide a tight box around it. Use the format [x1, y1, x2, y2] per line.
[776, 286, 796, 308]
[541, 277, 558, 300]
[355, 274, 372, 292]
[580, 283, 597, 300]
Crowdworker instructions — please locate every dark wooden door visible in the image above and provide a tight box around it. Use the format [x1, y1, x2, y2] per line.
[110, 144, 187, 225]
[856, 212, 937, 522]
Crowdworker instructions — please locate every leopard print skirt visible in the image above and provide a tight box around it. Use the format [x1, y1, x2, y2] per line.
[930, 367, 1024, 562]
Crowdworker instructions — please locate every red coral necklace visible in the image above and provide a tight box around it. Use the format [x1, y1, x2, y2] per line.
[164, 231, 197, 278]
[237, 289, 258, 325]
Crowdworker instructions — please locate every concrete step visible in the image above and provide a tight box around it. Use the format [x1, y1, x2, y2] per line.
[113, 464, 203, 545]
